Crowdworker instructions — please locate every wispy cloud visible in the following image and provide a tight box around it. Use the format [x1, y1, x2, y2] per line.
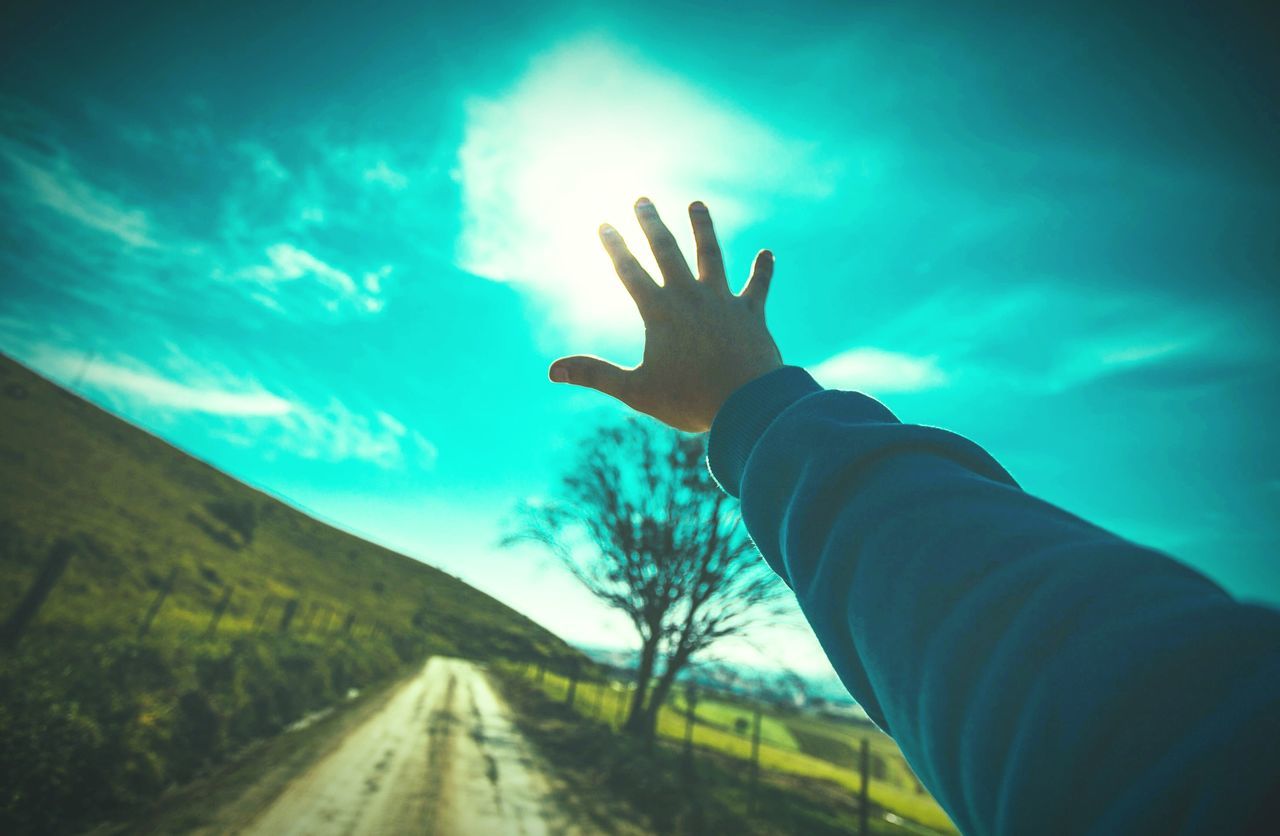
[0, 136, 156, 248]
[273, 396, 436, 469]
[454, 34, 839, 338]
[244, 243, 358, 295]
[810, 348, 947, 393]
[2, 102, 411, 324]
[827, 284, 1274, 398]
[27, 345, 291, 416]
[234, 140, 290, 183]
[16, 343, 435, 470]
[363, 160, 407, 190]
[227, 243, 392, 315]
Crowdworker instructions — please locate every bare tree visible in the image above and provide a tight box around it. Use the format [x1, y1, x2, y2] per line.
[505, 418, 787, 737]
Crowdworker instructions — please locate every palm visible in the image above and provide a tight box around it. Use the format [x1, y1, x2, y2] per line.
[550, 198, 782, 433]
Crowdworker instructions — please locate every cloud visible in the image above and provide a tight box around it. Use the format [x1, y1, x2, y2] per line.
[810, 348, 947, 393]
[234, 141, 289, 183]
[17, 342, 435, 469]
[410, 431, 439, 468]
[233, 243, 390, 315]
[363, 160, 407, 190]
[273, 397, 423, 468]
[247, 243, 358, 295]
[28, 345, 292, 416]
[1, 100, 421, 325]
[836, 284, 1275, 398]
[0, 136, 156, 248]
[376, 410, 407, 435]
[454, 35, 839, 338]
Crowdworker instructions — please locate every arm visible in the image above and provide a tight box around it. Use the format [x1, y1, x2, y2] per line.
[551, 199, 1280, 834]
[711, 366, 1280, 834]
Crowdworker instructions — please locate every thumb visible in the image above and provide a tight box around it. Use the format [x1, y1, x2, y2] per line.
[549, 355, 634, 401]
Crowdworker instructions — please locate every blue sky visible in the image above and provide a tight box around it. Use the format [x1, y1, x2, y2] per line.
[1, 1, 1277, 674]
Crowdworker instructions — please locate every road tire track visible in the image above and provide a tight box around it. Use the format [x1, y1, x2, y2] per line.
[240, 657, 599, 836]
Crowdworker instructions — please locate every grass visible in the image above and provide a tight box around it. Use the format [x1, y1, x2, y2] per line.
[0, 355, 584, 834]
[517, 665, 956, 833]
[669, 690, 799, 750]
[104, 667, 413, 835]
[495, 667, 919, 836]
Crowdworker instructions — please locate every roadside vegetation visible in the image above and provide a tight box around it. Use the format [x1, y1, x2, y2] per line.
[495, 663, 956, 835]
[0, 356, 581, 834]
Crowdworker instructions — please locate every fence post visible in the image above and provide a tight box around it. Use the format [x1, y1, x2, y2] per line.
[252, 595, 275, 631]
[204, 586, 233, 638]
[537, 662, 546, 685]
[859, 737, 870, 836]
[590, 678, 604, 718]
[749, 706, 763, 813]
[615, 683, 628, 728]
[138, 566, 177, 639]
[684, 684, 698, 760]
[1, 538, 75, 648]
[565, 660, 579, 708]
[344, 612, 356, 633]
[278, 598, 300, 632]
[300, 602, 318, 633]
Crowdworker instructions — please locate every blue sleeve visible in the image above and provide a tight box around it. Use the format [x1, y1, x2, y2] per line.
[707, 366, 1280, 835]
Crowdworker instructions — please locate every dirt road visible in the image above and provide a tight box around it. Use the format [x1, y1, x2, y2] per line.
[242, 657, 592, 836]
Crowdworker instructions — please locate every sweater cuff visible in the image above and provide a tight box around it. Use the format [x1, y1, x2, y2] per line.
[707, 366, 823, 497]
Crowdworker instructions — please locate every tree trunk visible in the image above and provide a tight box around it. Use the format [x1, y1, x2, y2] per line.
[623, 636, 659, 734]
[638, 647, 693, 737]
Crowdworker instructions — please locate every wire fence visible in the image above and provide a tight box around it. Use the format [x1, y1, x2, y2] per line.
[2, 539, 948, 833]
[514, 658, 947, 836]
[0, 537, 391, 649]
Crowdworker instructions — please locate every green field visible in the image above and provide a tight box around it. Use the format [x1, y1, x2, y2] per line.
[518, 665, 956, 833]
[0, 355, 582, 833]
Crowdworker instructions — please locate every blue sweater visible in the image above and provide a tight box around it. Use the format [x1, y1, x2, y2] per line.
[706, 366, 1280, 835]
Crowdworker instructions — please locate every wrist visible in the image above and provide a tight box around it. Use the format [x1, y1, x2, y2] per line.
[707, 366, 823, 497]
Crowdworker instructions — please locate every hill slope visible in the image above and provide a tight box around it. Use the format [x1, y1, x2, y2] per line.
[0, 352, 568, 659]
[0, 352, 576, 833]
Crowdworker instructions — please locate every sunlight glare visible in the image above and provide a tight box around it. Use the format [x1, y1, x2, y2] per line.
[455, 35, 831, 344]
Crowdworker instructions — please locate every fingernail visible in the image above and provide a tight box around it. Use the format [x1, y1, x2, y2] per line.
[635, 196, 653, 210]
[600, 223, 617, 237]
[690, 201, 708, 213]
[550, 366, 569, 383]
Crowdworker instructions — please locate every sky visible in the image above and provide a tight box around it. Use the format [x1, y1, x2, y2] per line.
[1, 1, 1278, 677]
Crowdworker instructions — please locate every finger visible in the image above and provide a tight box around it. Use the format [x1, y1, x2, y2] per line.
[689, 201, 727, 293]
[634, 197, 694, 288]
[740, 249, 775, 311]
[549, 355, 636, 402]
[599, 224, 659, 316]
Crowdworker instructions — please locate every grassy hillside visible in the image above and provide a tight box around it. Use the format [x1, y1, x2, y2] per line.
[0, 353, 578, 833]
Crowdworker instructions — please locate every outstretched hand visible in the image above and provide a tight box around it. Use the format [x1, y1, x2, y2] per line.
[549, 198, 783, 433]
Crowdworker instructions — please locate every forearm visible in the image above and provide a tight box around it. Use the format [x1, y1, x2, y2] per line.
[709, 367, 1280, 834]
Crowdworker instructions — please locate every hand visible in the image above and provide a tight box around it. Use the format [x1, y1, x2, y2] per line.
[549, 197, 783, 433]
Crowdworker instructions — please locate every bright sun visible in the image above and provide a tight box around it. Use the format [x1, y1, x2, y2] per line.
[454, 35, 829, 346]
